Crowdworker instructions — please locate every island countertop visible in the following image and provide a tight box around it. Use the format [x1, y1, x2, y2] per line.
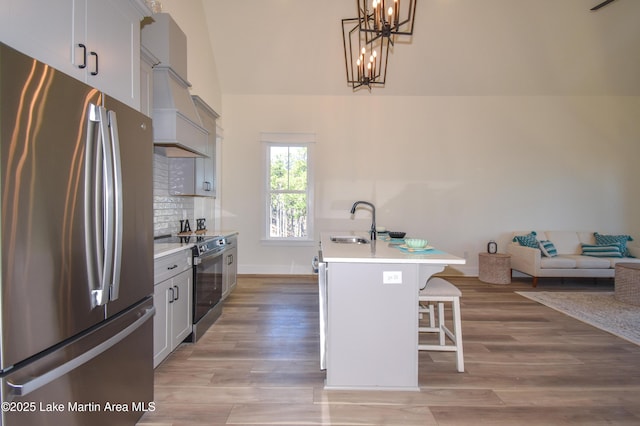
[320, 231, 466, 265]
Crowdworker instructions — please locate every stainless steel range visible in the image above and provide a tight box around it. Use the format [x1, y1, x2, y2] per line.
[190, 235, 227, 342]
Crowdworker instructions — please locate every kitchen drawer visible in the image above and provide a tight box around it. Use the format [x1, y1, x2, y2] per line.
[154, 249, 192, 285]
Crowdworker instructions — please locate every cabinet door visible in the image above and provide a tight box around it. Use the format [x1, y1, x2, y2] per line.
[84, 0, 142, 109]
[153, 279, 172, 368]
[228, 247, 238, 291]
[0, 0, 82, 80]
[0, 0, 145, 110]
[140, 46, 158, 118]
[169, 157, 215, 197]
[222, 252, 230, 300]
[191, 96, 217, 196]
[170, 269, 193, 347]
[194, 156, 215, 197]
[223, 247, 238, 297]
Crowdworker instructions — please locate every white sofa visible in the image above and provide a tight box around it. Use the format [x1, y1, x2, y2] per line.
[507, 231, 640, 287]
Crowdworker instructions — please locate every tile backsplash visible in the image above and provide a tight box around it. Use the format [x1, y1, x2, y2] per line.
[153, 153, 194, 237]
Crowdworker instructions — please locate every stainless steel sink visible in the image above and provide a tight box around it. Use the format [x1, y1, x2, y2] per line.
[330, 236, 370, 244]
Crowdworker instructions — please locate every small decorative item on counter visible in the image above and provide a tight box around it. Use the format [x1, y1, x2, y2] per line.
[405, 238, 428, 249]
[487, 240, 498, 254]
[179, 219, 191, 234]
[388, 231, 406, 239]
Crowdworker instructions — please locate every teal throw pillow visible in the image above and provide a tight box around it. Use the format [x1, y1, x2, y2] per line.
[513, 231, 538, 249]
[581, 243, 623, 258]
[539, 240, 558, 257]
[594, 232, 634, 257]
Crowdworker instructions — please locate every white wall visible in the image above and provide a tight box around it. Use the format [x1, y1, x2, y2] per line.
[221, 94, 640, 275]
[154, 1, 640, 275]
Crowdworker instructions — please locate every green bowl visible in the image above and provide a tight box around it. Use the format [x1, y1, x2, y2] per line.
[405, 238, 428, 249]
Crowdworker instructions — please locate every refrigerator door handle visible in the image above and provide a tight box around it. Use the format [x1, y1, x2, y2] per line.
[100, 106, 116, 306]
[6, 306, 155, 397]
[107, 110, 123, 301]
[85, 104, 112, 307]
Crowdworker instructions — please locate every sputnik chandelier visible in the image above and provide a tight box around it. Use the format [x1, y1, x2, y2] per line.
[342, 0, 417, 90]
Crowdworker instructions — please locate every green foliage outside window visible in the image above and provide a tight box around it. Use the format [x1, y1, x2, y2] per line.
[269, 146, 308, 238]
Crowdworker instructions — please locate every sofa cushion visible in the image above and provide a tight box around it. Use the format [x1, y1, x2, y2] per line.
[513, 231, 539, 249]
[581, 243, 623, 258]
[545, 231, 581, 255]
[577, 232, 597, 245]
[570, 255, 613, 269]
[539, 240, 558, 257]
[594, 233, 635, 257]
[540, 256, 576, 269]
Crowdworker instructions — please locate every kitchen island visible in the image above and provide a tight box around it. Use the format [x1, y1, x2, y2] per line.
[319, 232, 465, 391]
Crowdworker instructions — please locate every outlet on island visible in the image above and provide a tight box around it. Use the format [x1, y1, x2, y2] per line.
[383, 271, 403, 284]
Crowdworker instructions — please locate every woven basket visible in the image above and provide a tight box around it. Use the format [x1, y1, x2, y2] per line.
[614, 263, 640, 306]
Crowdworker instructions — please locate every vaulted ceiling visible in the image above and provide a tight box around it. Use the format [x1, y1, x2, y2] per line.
[201, 0, 640, 96]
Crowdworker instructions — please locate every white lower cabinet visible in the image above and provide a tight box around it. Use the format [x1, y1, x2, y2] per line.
[222, 236, 238, 300]
[153, 249, 193, 368]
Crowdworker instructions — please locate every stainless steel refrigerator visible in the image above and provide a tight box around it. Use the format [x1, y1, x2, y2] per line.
[0, 43, 154, 425]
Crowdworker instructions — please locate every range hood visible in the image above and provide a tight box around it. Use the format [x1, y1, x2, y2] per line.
[141, 13, 208, 158]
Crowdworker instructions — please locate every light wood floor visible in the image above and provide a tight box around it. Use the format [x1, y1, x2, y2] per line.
[138, 275, 640, 425]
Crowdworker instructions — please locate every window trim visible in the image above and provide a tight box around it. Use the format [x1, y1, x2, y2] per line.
[261, 132, 315, 244]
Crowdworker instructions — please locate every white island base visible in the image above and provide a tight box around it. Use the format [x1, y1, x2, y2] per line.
[320, 232, 465, 391]
[325, 262, 446, 391]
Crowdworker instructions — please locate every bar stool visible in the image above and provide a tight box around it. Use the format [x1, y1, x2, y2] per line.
[418, 277, 464, 372]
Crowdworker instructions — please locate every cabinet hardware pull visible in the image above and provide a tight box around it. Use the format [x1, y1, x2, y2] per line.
[174, 285, 179, 300]
[203, 181, 211, 191]
[78, 44, 87, 69]
[167, 264, 178, 270]
[90, 51, 98, 75]
[168, 287, 174, 303]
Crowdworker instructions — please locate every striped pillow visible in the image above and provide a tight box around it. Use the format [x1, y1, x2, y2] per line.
[594, 233, 634, 257]
[513, 232, 538, 249]
[581, 243, 623, 258]
[539, 240, 558, 257]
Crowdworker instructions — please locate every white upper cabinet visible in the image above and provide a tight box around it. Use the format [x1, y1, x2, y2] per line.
[140, 44, 160, 118]
[168, 96, 218, 197]
[0, 0, 150, 110]
[0, 0, 78, 78]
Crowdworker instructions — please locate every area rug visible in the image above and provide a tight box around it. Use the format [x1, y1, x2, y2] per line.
[516, 291, 640, 346]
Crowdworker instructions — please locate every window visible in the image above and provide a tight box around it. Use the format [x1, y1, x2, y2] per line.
[262, 133, 314, 243]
